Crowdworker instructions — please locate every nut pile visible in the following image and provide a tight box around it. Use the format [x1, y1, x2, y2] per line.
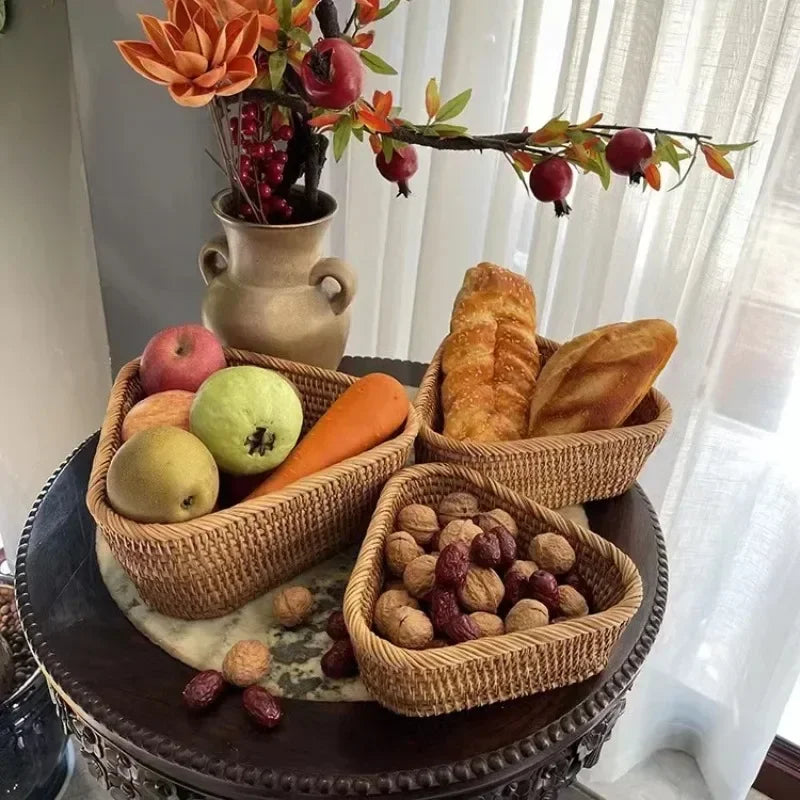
[0, 586, 38, 702]
[373, 493, 594, 649]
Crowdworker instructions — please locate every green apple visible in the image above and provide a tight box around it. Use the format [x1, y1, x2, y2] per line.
[107, 427, 219, 523]
[190, 366, 303, 475]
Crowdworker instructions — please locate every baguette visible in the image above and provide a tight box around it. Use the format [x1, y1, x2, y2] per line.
[527, 319, 677, 436]
[442, 263, 539, 441]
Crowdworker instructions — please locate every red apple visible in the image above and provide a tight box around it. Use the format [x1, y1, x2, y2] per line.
[139, 325, 226, 395]
[121, 390, 195, 442]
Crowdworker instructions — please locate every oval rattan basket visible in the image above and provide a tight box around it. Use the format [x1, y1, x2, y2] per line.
[414, 336, 672, 508]
[87, 349, 418, 620]
[344, 463, 643, 716]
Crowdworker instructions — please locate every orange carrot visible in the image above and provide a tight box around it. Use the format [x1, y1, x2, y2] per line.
[245, 373, 408, 498]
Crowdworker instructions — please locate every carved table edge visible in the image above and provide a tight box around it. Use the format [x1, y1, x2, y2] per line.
[15, 432, 669, 797]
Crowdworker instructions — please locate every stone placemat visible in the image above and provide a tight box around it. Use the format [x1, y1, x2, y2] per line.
[97, 502, 589, 702]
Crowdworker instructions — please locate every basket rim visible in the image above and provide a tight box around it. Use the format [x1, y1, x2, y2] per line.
[86, 349, 419, 543]
[344, 462, 643, 673]
[414, 337, 673, 457]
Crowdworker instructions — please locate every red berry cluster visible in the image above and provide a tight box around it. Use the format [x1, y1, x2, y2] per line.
[229, 102, 294, 223]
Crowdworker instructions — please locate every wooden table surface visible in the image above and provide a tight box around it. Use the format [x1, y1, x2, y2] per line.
[16, 357, 668, 800]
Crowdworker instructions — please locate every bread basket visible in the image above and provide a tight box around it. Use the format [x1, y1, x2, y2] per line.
[87, 349, 418, 620]
[414, 336, 672, 508]
[344, 463, 642, 716]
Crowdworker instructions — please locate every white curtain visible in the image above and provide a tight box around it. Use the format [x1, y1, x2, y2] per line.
[326, 1, 800, 798]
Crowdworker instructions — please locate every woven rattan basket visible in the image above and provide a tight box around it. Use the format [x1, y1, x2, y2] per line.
[414, 336, 672, 508]
[344, 463, 642, 716]
[87, 349, 418, 620]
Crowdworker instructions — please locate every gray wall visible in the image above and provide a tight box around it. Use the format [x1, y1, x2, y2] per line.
[66, 0, 226, 371]
[0, 0, 111, 563]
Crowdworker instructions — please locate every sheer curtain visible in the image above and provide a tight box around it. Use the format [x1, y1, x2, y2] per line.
[325, 1, 800, 798]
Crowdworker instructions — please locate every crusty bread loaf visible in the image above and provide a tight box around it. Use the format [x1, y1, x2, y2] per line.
[442, 263, 540, 441]
[527, 320, 676, 436]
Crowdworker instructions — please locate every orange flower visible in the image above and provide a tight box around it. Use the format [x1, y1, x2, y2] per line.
[351, 30, 375, 49]
[116, 0, 259, 107]
[355, 0, 379, 25]
[210, 0, 317, 51]
[357, 90, 393, 133]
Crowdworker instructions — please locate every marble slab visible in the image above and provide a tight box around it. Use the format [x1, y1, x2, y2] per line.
[98, 501, 590, 703]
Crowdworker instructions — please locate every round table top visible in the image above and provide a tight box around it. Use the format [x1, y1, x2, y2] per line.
[16, 357, 668, 800]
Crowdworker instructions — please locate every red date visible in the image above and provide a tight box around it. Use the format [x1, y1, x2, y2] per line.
[242, 685, 282, 729]
[435, 542, 470, 588]
[321, 639, 359, 679]
[429, 588, 460, 635]
[470, 532, 502, 569]
[182, 670, 225, 711]
[326, 610, 349, 640]
[444, 614, 480, 643]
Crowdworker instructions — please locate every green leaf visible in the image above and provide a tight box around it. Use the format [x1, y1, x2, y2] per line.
[376, 0, 403, 20]
[434, 88, 472, 123]
[381, 135, 396, 161]
[567, 129, 592, 144]
[275, 0, 292, 30]
[511, 161, 531, 194]
[359, 51, 398, 75]
[655, 132, 682, 175]
[432, 123, 468, 137]
[677, 151, 692, 161]
[333, 117, 352, 162]
[668, 136, 691, 153]
[352, 125, 365, 142]
[287, 26, 313, 48]
[585, 151, 611, 190]
[712, 140, 757, 154]
[269, 50, 287, 89]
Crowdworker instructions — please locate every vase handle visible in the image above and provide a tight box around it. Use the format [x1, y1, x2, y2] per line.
[199, 236, 229, 286]
[309, 257, 357, 316]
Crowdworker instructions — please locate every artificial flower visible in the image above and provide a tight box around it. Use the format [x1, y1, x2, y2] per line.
[357, 90, 394, 134]
[116, 0, 259, 107]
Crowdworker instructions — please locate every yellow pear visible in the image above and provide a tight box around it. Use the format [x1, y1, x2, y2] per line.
[107, 426, 219, 523]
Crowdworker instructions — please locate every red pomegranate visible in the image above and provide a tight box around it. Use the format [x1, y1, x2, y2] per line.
[529, 158, 573, 217]
[376, 145, 419, 197]
[301, 39, 363, 110]
[605, 128, 653, 183]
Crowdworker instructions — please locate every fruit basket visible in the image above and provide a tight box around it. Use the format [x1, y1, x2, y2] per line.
[344, 463, 642, 716]
[87, 348, 418, 620]
[414, 336, 672, 508]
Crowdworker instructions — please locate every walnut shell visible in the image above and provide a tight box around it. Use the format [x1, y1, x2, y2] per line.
[437, 519, 482, 551]
[505, 599, 549, 633]
[374, 589, 419, 636]
[474, 508, 519, 538]
[397, 504, 439, 548]
[529, 533, 575, 575]
[558, 585, 589, 618]
[469, 612, 505, 638]
[403, 554, 438, 599]
[385, 606, 434, 650]
[457, 565, 504, 613]
[272, 586, 313, 628]
[385, 530, 424, 577]
[506, 560, 539, 580]
[437, 492, 479, 526]
[222, 640, 271, 687]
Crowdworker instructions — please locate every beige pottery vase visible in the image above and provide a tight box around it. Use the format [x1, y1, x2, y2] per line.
[199, 189, 356, 369]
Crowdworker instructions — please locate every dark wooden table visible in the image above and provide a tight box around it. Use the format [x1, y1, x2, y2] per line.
[16, 358, 667, 800]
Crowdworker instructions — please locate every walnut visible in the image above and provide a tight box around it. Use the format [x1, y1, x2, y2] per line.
[469, 612, 505, 638]
[457, 565, 504, 613]
[397, 504, 439, 548]
[506, 560, 539, 580]
[558, 585, 589, 618]
[222, 640, 271, 687]
[474, 508, 519, 538]
[437, 492, 479, 526]
[385, 606, 434, 649]
[374, 589, 419, 636]
[505, 599, 549, 633]
[385, 530, 423, 577]
[529, 533, 575, 575]
[403, 554, 438, 599]
[437, 519, 482, 551]
[272, 586, 313, 628]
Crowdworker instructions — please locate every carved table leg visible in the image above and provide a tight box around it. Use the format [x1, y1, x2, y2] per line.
[53, 694, 212, 800]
